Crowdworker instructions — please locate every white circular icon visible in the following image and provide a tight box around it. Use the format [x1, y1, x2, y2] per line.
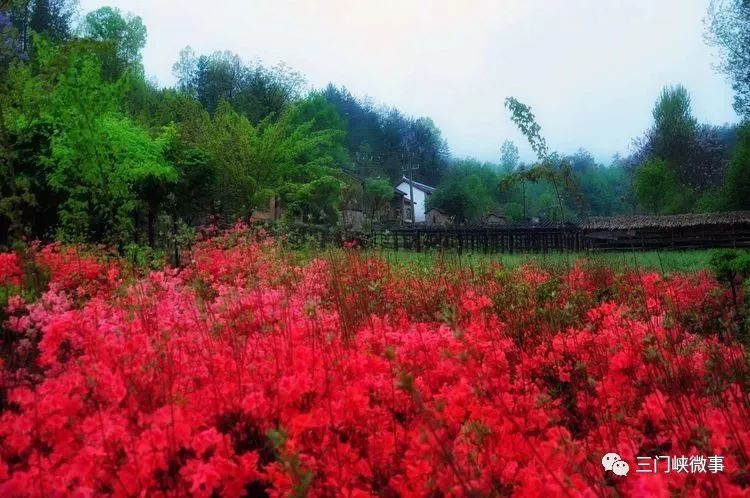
[601, 452, 621, 471]
[612, 460, 630, 476]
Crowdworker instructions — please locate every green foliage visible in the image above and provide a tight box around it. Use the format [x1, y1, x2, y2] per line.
[709, 250, 750, 338]
[28, 42, 176, 244]
[81, 6, 146, 71]
[502, 98, 581, 221]
[287, 175, 344, 224]
[706, 0, 750, 119]
[652, 84, 697, 144]
[504, 97, 548, 160]
[631, 84, 732, 202]
[8, 0, 77, 48]
[4, 1, 742, 252]
[710, 249, 750, 284]
[288, 92, 348, 167]
[633, 159, 682, 214]
[695, 189, 725, 213]
[322, 84, 448, 184]
[499, 140, 519, 174]
[650, 85, 698, 184]
[173, 47, 304, 122]
[429, 161, 497, 222]
[721, 124, 750, 210]
[202, 97, 346, 222]
[51, 114, 177, 244]
[363, 178, 393, 220]
[500, 202, 524, 221]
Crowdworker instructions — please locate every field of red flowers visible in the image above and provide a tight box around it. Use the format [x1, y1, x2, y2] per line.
[1, 228, 749, 497]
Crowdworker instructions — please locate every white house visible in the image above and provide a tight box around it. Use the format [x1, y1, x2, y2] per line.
[395, 176, 435, 223]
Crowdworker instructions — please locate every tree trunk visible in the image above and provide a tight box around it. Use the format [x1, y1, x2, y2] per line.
[172, 211, 180, 267]
[147, 203, 156, 248]
[133, 211, 141, 245]
[0, 93, 23, 242]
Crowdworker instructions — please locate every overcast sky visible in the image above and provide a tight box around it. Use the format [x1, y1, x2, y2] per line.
[79, 0, 740, 164]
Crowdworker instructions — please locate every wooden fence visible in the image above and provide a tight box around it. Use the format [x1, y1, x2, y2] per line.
[373, 226, 584, 254]
[585, 224, 750, 251]
[372, 222, 750, 254]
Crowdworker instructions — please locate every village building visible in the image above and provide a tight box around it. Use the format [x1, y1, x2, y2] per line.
[485, 210, 507, 225]
[395, 176, 435, 223]
[426, 207, 452, 226]
[249, 196, 283, 222]
[388, 189, 411, 223]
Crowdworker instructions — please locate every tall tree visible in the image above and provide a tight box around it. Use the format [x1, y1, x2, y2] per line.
[362, 178, 393, 221]
[173, 47, 304, 122]
[202, 99, 344, 223]
[631, 84, 729, 195]
[428, 161, 497, 223]
[499, 140, 519, 174]
[323, 84, 450, 184]
[650, 85, 698, 178]
[81, 6, 147, 71]
[37, 41, 177, 245]
[503, 97, 577, 221]
[634, 159, 681, 214]
[722, 124, 750, 210]
[400, 116, 449, 186]
[706, 0, 750, 119]
[7, 0, 77, 50]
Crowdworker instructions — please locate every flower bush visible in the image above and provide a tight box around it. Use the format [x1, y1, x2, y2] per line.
[0, 228, 748, 497]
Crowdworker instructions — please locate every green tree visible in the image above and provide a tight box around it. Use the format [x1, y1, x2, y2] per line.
[500, 202, 523, 222]
[6, 0, 77, 51]
[499, 140, 519, 174]
[322, 84, 450, 184]
[289, 92, 348, 167]
[401, 117, 449, 185]
[203, 99, 345, 223]
[502, 97, 578, 221]
[0, 11, 28, 243]
[706, 0, 750, 119]
[50, 114, 178, 245]
[634, 159, 681, 214]
[173, 47, 304, 122]
[363, 177, 393, 221]
[650, 85, 698, 183]
[428, 162, 497, 223]
[202, 101, 262, 220]
[287, 176, 344, 224]
[722, 124, 750, 210]
[81, 6, 147, 71]
[38, 43, 177, 245]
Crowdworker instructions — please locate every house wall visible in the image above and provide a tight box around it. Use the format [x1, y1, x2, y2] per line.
[396, 181, 428, 223]
[426, 209, 451, 226]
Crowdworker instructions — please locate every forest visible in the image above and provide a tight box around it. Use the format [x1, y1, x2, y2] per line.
[0, 0, 749, 251]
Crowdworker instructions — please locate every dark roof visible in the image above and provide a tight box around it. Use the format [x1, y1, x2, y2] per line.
[486, 211, 506, 219]
[426, 207, 449, 215]
[510, 219, 577, 229]
[583, 211, 750, 230]
[339, 169, 365, 184]
[398, 176, 436, 194]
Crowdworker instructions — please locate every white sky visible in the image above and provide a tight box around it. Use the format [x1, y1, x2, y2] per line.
[79, 0, 740, 164]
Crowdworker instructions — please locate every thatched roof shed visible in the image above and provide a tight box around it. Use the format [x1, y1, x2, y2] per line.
[582, 212, 750, 231]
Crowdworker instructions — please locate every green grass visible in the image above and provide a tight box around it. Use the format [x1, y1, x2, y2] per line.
[362, 249, 716, 274]
[288, 237, 716, 274]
